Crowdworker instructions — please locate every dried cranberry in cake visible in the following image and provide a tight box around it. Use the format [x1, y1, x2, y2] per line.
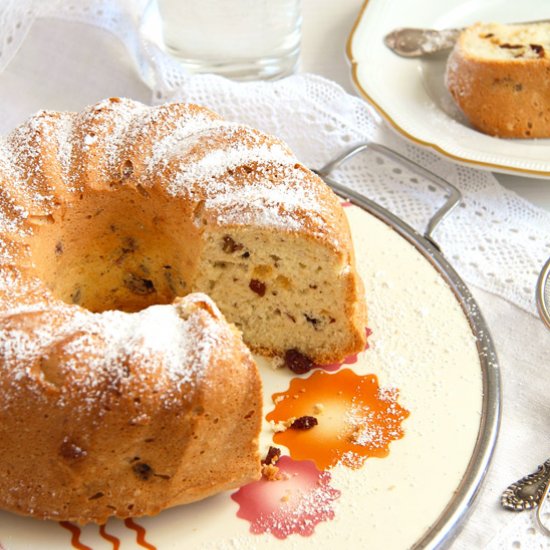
[284, 349, 313, 374]
[70, 287, 82, 304]
[132, 462, 153, 481]
[530, 44, 545, 57]
[123, 273, 155, 295]
[222, 235, 243, 253]
[59, 437, 87, 461]
[262, 446, 281, 466]
[289, 416, 318, 430]
[304, 314, 320, 327]
[249, 279, 266, 297]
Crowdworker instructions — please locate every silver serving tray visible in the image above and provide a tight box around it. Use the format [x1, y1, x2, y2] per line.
[316, 142, 501, 549]
[0, 142, 500, 550]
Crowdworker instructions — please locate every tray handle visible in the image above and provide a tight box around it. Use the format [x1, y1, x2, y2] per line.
[315, 141, 462, 250]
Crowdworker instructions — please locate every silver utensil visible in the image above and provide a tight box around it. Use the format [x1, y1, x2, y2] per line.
[501, 257, 550, 536]
[384, 27, 460, 57]
[537, 257, 550, 330]
[501, 459, 550, 512]
[384, 19, 550, 58]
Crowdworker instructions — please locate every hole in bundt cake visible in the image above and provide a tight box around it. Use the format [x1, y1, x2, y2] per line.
[28, 186, 198, 313]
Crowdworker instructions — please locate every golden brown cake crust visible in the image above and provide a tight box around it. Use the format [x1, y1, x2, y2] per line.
[0, 98, 366, 524]
[0, 293, 262, 524]
[445, 23, 550, 138]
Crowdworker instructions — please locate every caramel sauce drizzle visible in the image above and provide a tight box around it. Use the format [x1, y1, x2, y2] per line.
[59, 522, 92, 550]
[99, 523, 121, 549]
[124, 518, 157, 550]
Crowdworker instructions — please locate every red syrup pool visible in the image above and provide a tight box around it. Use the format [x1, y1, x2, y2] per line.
[231, 456, 340, 539]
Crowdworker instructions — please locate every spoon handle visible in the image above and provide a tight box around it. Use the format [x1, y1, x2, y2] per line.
[383, 27, 462, 57]
[501, 459, 550, 511]
[384, 20, 550, 58]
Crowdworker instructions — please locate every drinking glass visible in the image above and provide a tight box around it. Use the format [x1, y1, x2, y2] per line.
[157, 0, 302, 80]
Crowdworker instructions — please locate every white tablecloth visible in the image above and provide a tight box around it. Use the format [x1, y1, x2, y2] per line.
[0, 2, 549, 548]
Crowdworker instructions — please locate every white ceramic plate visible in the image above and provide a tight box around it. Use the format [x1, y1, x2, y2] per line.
[0, 196, 498, 549]
[347, 0, 550, 177]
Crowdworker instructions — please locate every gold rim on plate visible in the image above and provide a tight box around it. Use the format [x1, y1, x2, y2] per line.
[345, 0, 550, 178]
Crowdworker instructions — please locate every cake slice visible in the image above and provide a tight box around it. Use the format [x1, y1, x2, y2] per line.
[445, 22, 550, 137]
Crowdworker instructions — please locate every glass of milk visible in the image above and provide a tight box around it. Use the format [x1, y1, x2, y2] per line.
[157, 0, 302, 80]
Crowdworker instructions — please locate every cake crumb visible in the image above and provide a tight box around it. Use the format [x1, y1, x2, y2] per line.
[261, 463, 289, 481]
[313, 403, 325, 414]
[269, 418, 296, 433]
[270, 357, 285, 370]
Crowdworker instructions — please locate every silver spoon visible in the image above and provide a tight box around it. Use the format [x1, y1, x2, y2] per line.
[383, 27, 460, 57]
[501, 257, 550, 535]
[384, 19, 550, 58]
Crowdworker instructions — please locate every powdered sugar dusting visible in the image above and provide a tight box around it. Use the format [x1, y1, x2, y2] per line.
[54, 112, 78, 190]
[164, 140, 326, 231]
[70, 98, 148, 188]
[0, 98, 337, 414]
[83, 134, 97, 146]
[145, 117, 230, 170]
[0, 110, 76, 235]
[0, 290, 226, 414]
[167, 142, 293, 194]
[212, 172, 324, 231]
[0, 99, 337, 251]
[145, 115, 332, 236]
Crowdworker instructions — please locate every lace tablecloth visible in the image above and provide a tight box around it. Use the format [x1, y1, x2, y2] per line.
[0, 1, 549, 548]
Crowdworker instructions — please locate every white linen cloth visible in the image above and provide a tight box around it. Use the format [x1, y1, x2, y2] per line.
[0, 1, 549, 548]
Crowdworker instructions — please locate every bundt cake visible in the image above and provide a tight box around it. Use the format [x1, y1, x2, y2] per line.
[0, 98, 367, 524]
